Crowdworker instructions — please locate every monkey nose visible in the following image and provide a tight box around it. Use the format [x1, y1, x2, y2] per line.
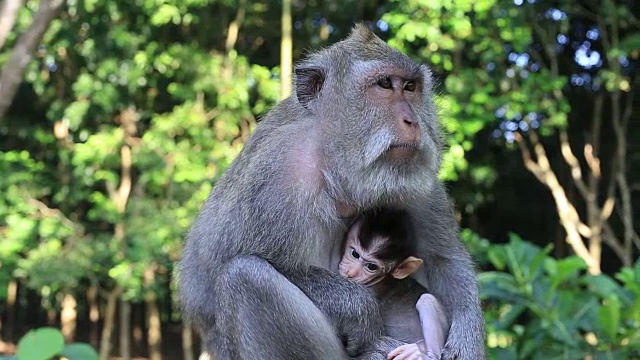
[403, 116, 416, 126]
[345, 269, 356, 278]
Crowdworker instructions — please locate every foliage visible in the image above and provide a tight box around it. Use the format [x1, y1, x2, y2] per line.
[381, 0, 638, 223]
[1, 0, 282, 304]
[468, 234, 640, 359]
[0, 327, 98, 360]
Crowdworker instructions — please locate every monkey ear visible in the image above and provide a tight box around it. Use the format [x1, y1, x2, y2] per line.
[391, 256, 423, 279]
[420, 64, 434, 91]
[294, 66, 325, 110]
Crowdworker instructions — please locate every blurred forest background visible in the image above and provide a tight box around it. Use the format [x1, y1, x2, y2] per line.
[0, 0, 639, 359]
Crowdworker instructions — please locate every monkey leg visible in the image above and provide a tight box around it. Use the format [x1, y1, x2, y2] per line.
[210, 255, 350, 360]
[416, 294, 448, 360]
[288, 266, 406, 360]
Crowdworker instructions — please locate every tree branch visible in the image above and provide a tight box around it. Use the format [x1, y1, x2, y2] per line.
[559, 130, 590, 200]
[0, 0, 65, 120]
[516, 132, 599, 273]
[0, 0, 23, 50]
[514, 132, 545, 182]
[27, 197, 82, 232]
[221, 0, 246, 81]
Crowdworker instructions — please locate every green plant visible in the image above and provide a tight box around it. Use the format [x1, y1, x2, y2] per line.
[479, 234, 640, 359]
[0, 327, 98, 360]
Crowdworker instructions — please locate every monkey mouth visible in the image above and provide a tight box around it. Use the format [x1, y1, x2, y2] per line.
[387, 143, 419, 160]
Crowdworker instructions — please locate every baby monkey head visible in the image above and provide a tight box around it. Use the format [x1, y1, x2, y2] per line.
[338, 208, 423, 287]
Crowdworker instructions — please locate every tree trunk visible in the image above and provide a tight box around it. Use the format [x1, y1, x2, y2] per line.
[0, 0, 66, 119]
[144, 265, 162, 360]
[87, 285, 100, 348]
[47, 309, 56, 326]
[133, 303, 144, 351]
[0, 0, 23, 50]
[107, 108, 137, 360]
[182, 324, 195, 360]
[99, 287, 121, 360]
[60, 293, 77, 342]
[145, 297, 162, 360]
[5, 280, 17, 342]
[119, 299, 131, 360]
[279, 0, 292, 99]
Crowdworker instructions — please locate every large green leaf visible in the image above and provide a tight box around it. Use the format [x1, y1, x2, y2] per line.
[60, 343, 99, 360]
[16, 327, 64, 360]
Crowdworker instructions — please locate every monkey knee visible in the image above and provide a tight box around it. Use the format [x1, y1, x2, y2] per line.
[216, 255, 268, 289]
[222, 254, 264, 274]
[416, 293, 442, 310]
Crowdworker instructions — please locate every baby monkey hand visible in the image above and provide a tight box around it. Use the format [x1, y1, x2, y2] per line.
[387, 342, 439, 360]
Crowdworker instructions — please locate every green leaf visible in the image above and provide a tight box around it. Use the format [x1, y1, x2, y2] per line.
[547, 256, 587, 290]
[487, 246, 507, 270]
[598, 295, 621, 341]
[60, 343, 99, 360]
[479, 271, 528, 304]
[16, 327, 64, 360]
[584, 275, 622, 299]
[618, 33, 640, 54]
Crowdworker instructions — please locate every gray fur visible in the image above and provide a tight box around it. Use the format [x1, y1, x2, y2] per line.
[177, 23, 485, 360]
[376, 278, 431, 344]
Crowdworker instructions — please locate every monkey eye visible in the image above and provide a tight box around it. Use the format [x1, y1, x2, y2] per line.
[350, 248, 360, 259]
[365, 263, 379, 272]
[403, 80, 416, 92]
[376, 76, 392, 89]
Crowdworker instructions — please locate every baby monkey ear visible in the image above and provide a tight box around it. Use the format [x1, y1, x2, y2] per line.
[391, 256, 424, 279]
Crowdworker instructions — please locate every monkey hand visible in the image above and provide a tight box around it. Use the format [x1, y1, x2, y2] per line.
[387, 343, 434, 360]
[440, 319, 486, 360]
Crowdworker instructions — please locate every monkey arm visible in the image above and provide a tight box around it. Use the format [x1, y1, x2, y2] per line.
[415, 294, 447, 360]
[407, 185, 486, 360]
[209, 255, 350, 359]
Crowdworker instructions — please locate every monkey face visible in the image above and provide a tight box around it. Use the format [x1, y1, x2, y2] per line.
[339, 213, 425, 286]
[338, 222, 392, 286]
[358, 67, 431, 164]
[293, 27, 442, 206]
[338, 239, 388, 287]
[338, 233, 424, 286]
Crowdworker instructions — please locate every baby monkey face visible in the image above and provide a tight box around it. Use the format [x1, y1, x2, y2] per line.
[338, 217, 424, 287]
[338, 235, 391, 286]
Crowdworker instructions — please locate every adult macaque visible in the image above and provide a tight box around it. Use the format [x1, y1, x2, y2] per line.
[178, 23, 485, 360]
[338, 208, 449, 360]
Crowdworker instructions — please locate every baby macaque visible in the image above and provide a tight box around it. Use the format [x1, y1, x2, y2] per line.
[339, 208, 449, 360]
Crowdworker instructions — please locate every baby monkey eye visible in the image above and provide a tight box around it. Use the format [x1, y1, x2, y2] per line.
[403, 80, 416, 92]
[377, 76, 392, 89]
[365, 263, 379, 272]
[351, 248, 360, 259]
